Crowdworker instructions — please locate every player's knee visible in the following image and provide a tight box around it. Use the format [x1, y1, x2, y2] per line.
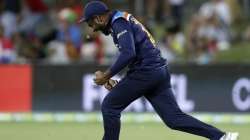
[101, 105, 121, 119]
[165, 113, 187, 130]
[101, 98, 110, 114]
[166, 121, 179, 130]
[163, 118, 180, 130]
[101, 97, 120, 117]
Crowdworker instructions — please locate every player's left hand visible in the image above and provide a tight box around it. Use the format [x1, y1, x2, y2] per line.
[94, 70, 111, 85]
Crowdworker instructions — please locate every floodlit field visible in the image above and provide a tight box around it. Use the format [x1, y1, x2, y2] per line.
[0, 122, 248, 140]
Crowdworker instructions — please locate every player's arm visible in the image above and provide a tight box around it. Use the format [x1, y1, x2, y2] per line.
[105, 18, 136, 77]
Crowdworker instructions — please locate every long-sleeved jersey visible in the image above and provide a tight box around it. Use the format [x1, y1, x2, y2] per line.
[107, 10, 166, 77]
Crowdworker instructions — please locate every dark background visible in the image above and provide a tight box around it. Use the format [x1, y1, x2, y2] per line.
[32, 64, 250, 112]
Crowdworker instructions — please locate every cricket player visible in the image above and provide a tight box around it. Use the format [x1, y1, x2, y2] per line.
[79, 1, 239, 140]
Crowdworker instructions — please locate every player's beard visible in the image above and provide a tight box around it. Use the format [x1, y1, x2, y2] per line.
[94, 25, 110, 35]
[101, 28, 111, 35]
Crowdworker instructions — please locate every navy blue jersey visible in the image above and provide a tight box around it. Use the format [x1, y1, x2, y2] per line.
[108, 10, 166, 76]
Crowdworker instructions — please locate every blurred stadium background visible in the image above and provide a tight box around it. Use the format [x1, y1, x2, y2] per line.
[0, 0, 250, 140]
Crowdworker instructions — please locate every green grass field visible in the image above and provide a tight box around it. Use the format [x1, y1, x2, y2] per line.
[0, 122, 248, 140]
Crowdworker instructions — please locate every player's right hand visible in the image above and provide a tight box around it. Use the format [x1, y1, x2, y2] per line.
[94, 70, 110, 85]
[104, 79, 118, 91]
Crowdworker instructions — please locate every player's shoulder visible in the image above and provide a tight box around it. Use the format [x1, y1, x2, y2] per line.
[111, 10, 131, 25]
